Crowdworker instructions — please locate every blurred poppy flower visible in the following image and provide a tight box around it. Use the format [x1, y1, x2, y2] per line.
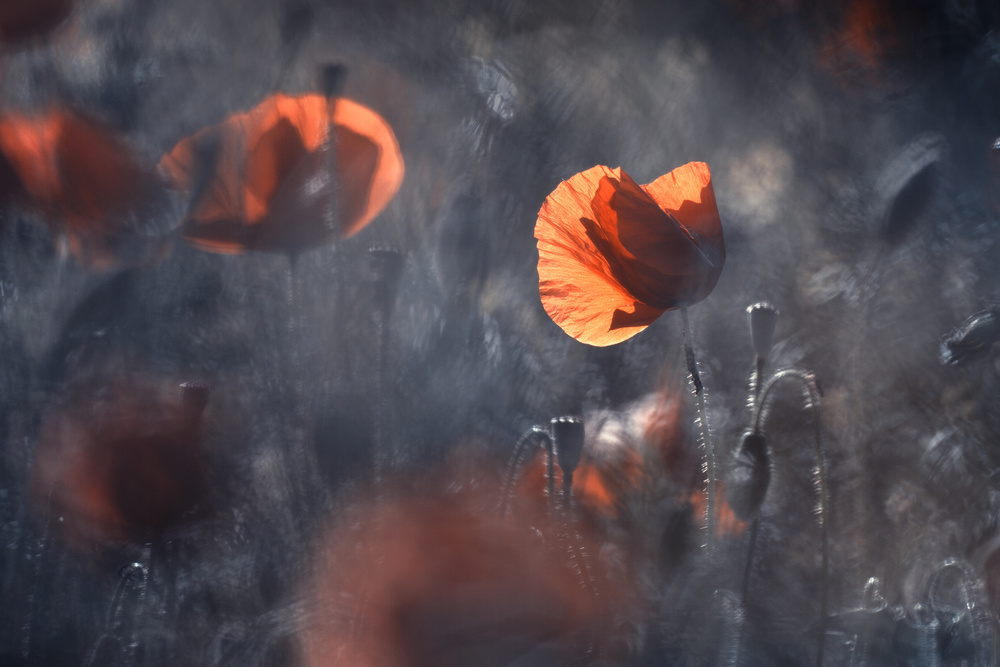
[159, 92, 404, 255]
[30, 379, 213, 548]
[0, 0, 73, 45]
[688, 483, 746, 538]
[303, 484, 623, 667]
[0, 109, 172, 269]
[519, 444, 644, 523]
[535, 162, 724, 346]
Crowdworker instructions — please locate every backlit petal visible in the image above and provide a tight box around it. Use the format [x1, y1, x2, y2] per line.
[160, 93, 403, 254]
[535, 162, 724, 346]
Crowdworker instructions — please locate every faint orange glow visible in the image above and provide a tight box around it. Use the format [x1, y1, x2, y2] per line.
[0, 109, 169, 269]
[641, 383, 686, 479]
[822, 0, 898, 71]
[303, 482, 623, 667]
[30, 377, 212, 548]
[518, 437, 645, 521]
[159, 93, 404, 255]
[535, 162, 724, 346]
[688, 482, 747, 538]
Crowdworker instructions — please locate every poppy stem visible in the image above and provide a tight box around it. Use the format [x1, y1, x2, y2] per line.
[680, 305, 716, 558]
[734, 354, 768, 666]
[498, 425, 554, 519]
[751, 369, 828, 667]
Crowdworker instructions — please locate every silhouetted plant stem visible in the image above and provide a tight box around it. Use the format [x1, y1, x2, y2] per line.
[680, 305, 716, 557]
[84, 561, 149, 667]
[285, 257, 314, 522]
[741, 354, 767, 603]
[738, 356, 768, 659]
[498, 426, 555, 519]
[752, 369, 828, 667]
[741, 519, 760, 605]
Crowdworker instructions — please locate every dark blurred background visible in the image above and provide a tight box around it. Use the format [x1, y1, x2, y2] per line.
[2, 0, 1000, 664]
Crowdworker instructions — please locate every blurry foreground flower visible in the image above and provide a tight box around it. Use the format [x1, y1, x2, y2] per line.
[535, 162, 724, 346]
[0, 109, 173, 269]
[30, 379, 213, 548]
[159, 91, 404, 255]
[303, 484, 626, 667]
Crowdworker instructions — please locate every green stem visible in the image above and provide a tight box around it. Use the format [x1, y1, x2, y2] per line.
[752, 369, 828, 667]
[680, 305, 716, 557]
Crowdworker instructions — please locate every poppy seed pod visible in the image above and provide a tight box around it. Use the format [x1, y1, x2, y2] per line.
[551, 416, 585, 478]
[535, 162, 724, 346]
[747, 302, 779, 360]
[727, 432, 770, 522]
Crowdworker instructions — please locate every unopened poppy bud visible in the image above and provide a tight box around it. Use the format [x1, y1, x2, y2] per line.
[728, 432, 770, 521]
[320, 63, 348, 99]
[747, 302, 779, 361]
[551, 416, 584, 477]
[940, 309, 1000, 367]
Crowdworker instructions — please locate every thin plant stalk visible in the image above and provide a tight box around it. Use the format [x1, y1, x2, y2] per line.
[680, 305, 716, 557]
[751, 369, 829, 667]
[735, 355, 767, 667]
[742, 353, 767, 605]
[498, 426, 555, 519]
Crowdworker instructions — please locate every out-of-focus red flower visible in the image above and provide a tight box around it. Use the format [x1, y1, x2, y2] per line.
[303, 483, 624, 667]
[159, 93, 404, 255]
[640, 383, 687, 481]
[535, 162, 724, 346]
[0, 109, 171, 270]
[819, 0, 901, 81]
[0, 0, 73, 45]
[30, 379, 212, 548]
[688, 482, 746, 538]
[519, 444, 644, 522]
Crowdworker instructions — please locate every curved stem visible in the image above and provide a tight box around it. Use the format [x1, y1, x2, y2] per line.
[681, 305, 716, 558]
[751, 369, 828, 667]
[498, 426, 554, 518]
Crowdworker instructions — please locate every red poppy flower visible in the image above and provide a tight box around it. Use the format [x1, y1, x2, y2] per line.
[29, 379, 212, 548]
[159, 92, 404, 255]
[303, 485, 619, 667]
[0, 109, 171, 269]
[0, 0, 73, 45]
[535, 162, 724, 346]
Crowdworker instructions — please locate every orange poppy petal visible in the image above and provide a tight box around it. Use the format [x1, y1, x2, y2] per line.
[0, 109, 169, 268]
[330, 97, 404, 237]
[640, 161, 723, 247]
[589, 172, 723, 307]
[160, 93, 403, 254]
[536, 162, 724, 346]
[536, 165, 666, 346]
